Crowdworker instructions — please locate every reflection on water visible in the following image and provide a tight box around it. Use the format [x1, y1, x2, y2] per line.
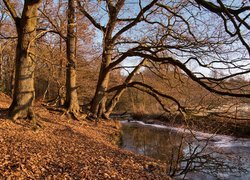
[121, 122, 250, 179]
[121, 123, 185, 162]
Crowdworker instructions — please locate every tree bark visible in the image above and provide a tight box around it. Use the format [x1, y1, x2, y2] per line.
[7, 0, 41, 120]
[89, 1, 125, 119]
[64, 0, 80, 115]
[0, 45, 2, 90]
[90, 45, 112, 118]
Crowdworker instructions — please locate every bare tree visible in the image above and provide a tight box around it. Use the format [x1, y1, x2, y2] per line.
[65, 0, 80, 116]
[194, 0, 250, 55]
[3, 0, 42, 120]
[78, 0, 158, 119]
[36, 0, 93, 114]
[105, 0, 250, 119]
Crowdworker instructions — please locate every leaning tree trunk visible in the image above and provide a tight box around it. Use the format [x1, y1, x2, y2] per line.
[64, 0, 80, 115]
[90, 43, 113, 119]
[8, 1, 41, 120]
[104, 59, 146, 118]
[89, 1, 123, 119]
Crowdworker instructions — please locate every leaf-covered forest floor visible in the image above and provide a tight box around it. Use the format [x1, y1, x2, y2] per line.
[0, 93, 170, 179]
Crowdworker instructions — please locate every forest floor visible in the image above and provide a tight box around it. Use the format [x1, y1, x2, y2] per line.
[0, 93, 170, 179]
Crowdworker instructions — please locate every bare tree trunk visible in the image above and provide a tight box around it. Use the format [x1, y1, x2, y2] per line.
[0, 45, 2, 90]
[78, 0, 157, 118]
[6, 0, 41, 120]
[90, 46, 112, 119]
[64, 0, 80, 115]
[104, 59, 146, 118]
[87, 0, 124, 119]
[59, 37, 63, 77]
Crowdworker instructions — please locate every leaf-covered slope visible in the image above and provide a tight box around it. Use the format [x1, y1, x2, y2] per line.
[0, 95, 169, 179]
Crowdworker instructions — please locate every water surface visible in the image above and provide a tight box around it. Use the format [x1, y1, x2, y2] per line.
[121, 121, 250, 179]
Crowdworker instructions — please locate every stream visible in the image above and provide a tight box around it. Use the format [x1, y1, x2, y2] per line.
[121, 120, 250, 179]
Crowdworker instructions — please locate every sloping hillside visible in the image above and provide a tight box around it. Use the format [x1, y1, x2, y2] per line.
[0, 94, 169, 179]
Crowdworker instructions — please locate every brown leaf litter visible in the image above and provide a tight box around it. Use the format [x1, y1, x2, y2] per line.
[0, 94, 170, 179]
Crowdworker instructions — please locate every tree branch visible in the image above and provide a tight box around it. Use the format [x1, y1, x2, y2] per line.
[112, 0, 158, 42]
[107, 81, 184, 111]
[77, 0, 106, 31]
[121, 52, 250, 98]
[3, 0, 19, 22]
[39, 9, 67, 40]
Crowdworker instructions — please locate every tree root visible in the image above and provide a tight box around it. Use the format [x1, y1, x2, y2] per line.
[63, 110, 80, 121]
[31, 118, 43, 131]
[8, 107, 43, 131]
[42, 103, 87, 121]
[42, 105, 66, 113]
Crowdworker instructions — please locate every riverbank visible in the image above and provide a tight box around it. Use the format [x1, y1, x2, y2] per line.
[129, 112, 250, 138]
[0, 94, 170, 179]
